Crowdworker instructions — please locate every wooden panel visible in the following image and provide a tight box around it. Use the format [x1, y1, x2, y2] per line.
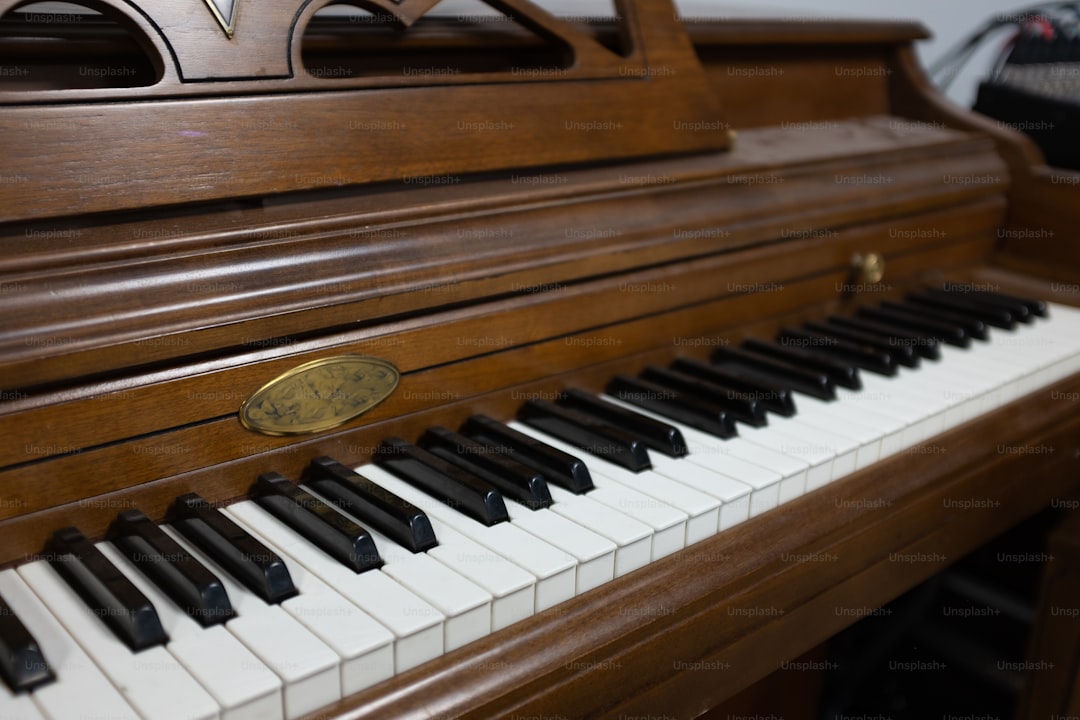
[0, 0, 730, 222]
[683, 19, 928, 47]
[700, 645, 826, 720]
[698, 46, 892, 128]
[0, 195, 1005, 470]
[0, 233, 999, 565]
[0, 117, 1002, 389]
[0, 220, 1001, 526]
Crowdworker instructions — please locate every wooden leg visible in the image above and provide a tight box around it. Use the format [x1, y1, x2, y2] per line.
[1016, 504, 1080, 719]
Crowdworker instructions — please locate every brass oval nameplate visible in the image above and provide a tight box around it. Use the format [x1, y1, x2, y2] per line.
[239, 356, 400, 436]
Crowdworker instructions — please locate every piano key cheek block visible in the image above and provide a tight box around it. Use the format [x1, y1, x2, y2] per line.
[1, 0, 1079, 718]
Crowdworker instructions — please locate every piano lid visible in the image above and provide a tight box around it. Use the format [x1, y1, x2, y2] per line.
[0, 0, 728, 223]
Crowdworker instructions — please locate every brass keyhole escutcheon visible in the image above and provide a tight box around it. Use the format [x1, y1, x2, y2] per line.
[852, 252, 885, 285]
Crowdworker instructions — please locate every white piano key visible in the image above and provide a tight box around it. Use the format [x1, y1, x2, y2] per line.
[95, 543, 283, 720]
[734, 422, 837, 491]
[750, 412, 862, 483]
[0, 683, 44, 720]
[17, 561, 221, 720]
[221, 501, 443, 673]
[782, 400, 887, 470]
[508, 421, 721, 544]
[540, 486, 652, 577]
[347, 546, 489, 653]
[160, 526, 342, 720]
[672, 450, 782, 518]
[337, 466, 617, 595]
[649, 453, 753, 531]
[291, 489, 495, 653]
[577, 480, 687, 559]
[328, 503, 538, 632]
[506, 423, 704, 542]
[601, 394, 805, 504]
[422, 523, 536, 631]
[827, 387, 914, 457]
[429, 425, 648, 578]
[279, 590, 390, 698]
[354, 465, 577, 611]
[491, 465, 652, 575]
[502, 499, 616, 592]
[507, 448, 691, 557]
[0, 570, 139, 720]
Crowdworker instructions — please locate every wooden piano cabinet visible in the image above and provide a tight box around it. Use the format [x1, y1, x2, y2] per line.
[699, 646, 826, 720]
[1, 4, 1079, 720]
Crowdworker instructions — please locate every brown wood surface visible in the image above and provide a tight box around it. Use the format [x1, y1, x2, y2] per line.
[0, 224, 1002, 555]
[0, 117, 999, 390]
[1, 9, 1079, 720]
[0, 0, 728, 222]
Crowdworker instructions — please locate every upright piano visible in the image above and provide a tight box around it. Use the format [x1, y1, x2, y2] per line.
[1, 1, 1078, 718]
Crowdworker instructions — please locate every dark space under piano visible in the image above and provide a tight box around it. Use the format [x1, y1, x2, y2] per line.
[0, 1, 1079, 719]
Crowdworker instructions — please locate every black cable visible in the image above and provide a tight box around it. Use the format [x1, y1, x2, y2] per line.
[928, 1, 1079, 90]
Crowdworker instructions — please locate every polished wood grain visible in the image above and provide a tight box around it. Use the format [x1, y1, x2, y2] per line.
[0, 238, 999, 563]
[0, 118, 1001, 392]
[0, 0, 727, 222]
[1, 5, 1079, 719]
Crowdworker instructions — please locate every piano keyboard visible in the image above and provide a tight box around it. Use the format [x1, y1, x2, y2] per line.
[3, 290, 1080, 720]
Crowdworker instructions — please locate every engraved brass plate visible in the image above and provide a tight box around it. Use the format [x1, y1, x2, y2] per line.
[240, 356, 399, 436]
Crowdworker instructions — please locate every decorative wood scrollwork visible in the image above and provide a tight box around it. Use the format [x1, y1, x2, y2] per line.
[0, 0, 728, 223]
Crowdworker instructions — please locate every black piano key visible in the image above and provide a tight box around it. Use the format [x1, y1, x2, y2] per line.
[47, 527, 168, 652]
[826, 316, 940, 360]
[668, 358, 797, 417]
[255, 473, 383, 573]
[303, 457, 438, 553]
[710, 346, 836, 401]
[519, 399, 652, 472]
[464, 415, 594, 494]
[742, 338, 862, 390]
[640, 366, 768, 426]
[881, 300, 988, 340]
[375, 438, 509, 526]
[110, 510, 235, 627]
[967, 289, 1046, 319]
[907, 290, 1017, 329]
[940, 288, 1033, 323]
[606, 374, 738, 439]
[423, 426, 554, 510]
[807, 320, 920, 367]
[776, 328, 897, 376]
[171, 493, 298, 605]
[857, 306, 970, 347]
[0, 593, 53, 692]
[559, 389, 688, 458]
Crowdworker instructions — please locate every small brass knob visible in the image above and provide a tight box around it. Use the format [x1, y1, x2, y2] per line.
[852, 252, 885, 284]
